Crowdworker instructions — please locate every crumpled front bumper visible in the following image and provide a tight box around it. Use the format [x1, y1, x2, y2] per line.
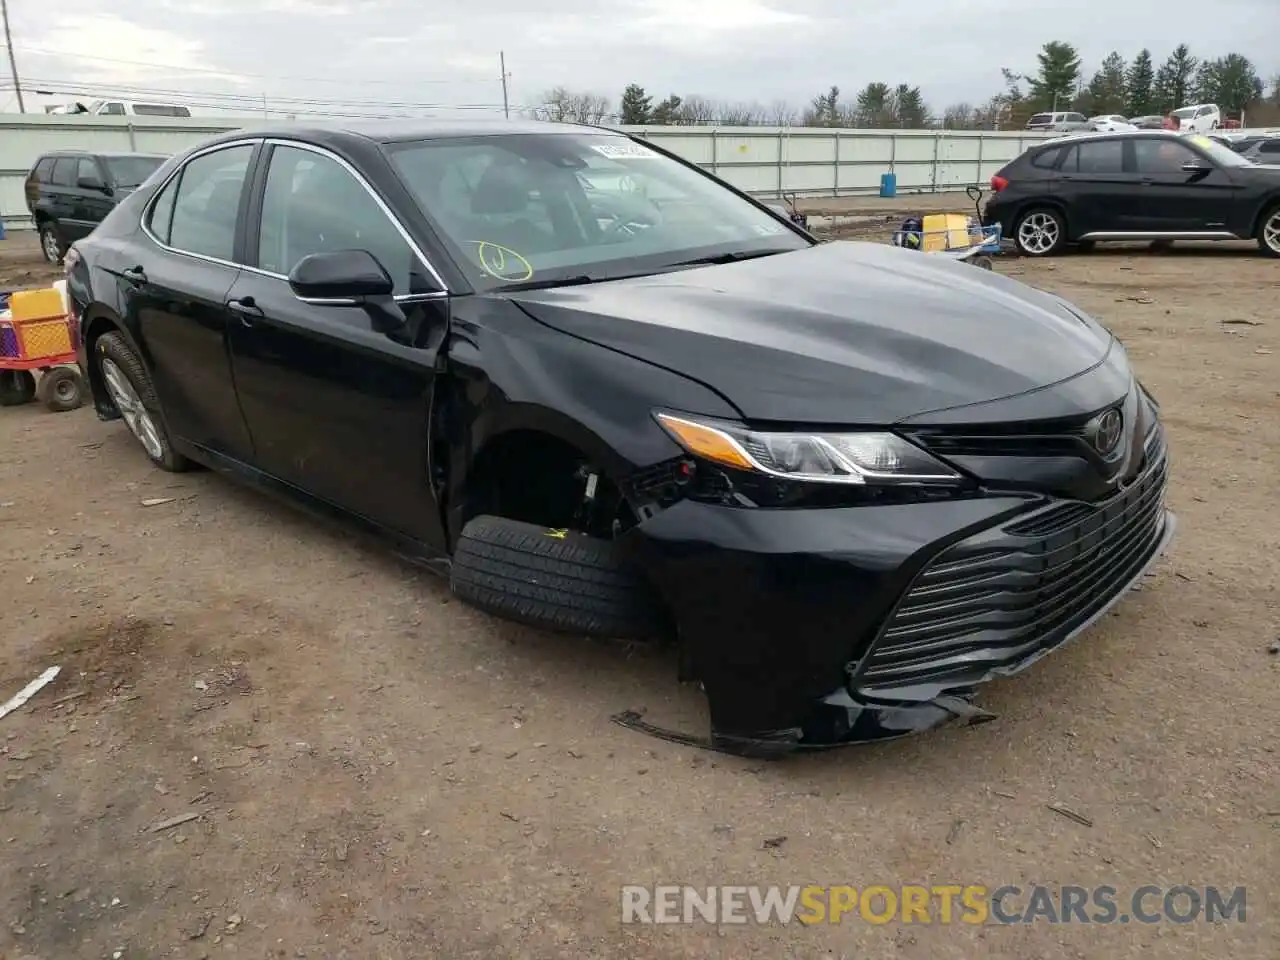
[624, 483, 1176, 756]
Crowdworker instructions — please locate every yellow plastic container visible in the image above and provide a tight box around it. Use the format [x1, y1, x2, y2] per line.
[920, 213, 971, 253]
[8, 287, 66, 322]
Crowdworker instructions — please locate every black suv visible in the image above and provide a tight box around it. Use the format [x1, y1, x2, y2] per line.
[984, 131, 1280, 257]
[25, 150, 168, 263]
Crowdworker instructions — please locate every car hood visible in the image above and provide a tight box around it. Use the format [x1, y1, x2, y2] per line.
[505, 241, 1114, 424]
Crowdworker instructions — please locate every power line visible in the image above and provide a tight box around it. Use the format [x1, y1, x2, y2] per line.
[1, 41, 500, 86]
[11, 77, 516, 113]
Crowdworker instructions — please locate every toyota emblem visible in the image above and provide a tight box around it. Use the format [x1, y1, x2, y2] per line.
[1090, 408, 1124, 457]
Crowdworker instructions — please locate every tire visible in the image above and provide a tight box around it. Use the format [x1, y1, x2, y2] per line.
[0, 370, 37, 406]
[38, 366, 85, 412]
[94, 331, 190, 471]
[38, 222, 65, 265]
[1256, 205, 1280, 259]
[1012, 207, 1066, 257]
[451, 515, 664, 641]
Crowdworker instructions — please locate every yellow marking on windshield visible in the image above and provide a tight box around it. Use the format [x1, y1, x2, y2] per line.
[467, 240, 534, 282]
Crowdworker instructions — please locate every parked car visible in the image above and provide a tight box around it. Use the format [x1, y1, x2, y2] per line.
[1025, 111, 1089, 132]
[25, 149, 168, 263]
[984, 130, 1280, 257]
[1233, 135, 1280, 164]
[1130, 115, 1167, 129]
[1088, 115, 1137, 132]
[1169, 103, 1222, 132]
[66, 120, 1175, 755]
[46, 99, 192, 117]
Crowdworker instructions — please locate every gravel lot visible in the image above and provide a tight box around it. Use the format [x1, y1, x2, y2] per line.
[1, 231, 1277, 959]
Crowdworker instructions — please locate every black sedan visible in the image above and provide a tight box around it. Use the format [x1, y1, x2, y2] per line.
[984, 130, 1280, 257]
[65, 120, 1175, 757]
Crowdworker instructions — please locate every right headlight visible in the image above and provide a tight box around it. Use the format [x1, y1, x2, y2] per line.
[655, 412, 963, 486]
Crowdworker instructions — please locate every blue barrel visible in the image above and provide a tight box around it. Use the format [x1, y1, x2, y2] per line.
[879, 173, 897, 198]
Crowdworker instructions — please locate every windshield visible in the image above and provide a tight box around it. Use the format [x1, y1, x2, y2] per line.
[1183, 134, 1252, 167]
[385, 132, 809, 290]
[104, 155, 166, 187]
[1172, 107, 1196, 119]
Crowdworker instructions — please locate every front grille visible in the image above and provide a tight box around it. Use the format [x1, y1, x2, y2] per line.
[909, 413, 1104, 460]
[856, 427, 1169, 692]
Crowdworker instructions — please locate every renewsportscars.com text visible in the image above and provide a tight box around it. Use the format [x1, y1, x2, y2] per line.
[620, 884, 1247, 925]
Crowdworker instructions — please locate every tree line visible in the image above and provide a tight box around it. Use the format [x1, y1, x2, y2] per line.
[529, 42, 1280, 129]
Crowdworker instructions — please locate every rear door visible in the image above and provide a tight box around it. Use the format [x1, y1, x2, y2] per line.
[44, 157, 79, 234]
[1128, 137, 1237, 231]
[127, 141, 260, 460]
[224, 140, 449, 545]
[1056, 138, 1136, 235]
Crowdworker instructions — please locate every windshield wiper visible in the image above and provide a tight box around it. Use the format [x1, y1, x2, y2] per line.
[667, 248, 795, 268]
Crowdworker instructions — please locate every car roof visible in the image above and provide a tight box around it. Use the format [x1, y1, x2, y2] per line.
[39, 149, 170, 159]
[198, 118, 623, 150]
[1033, 130, 1188, 148]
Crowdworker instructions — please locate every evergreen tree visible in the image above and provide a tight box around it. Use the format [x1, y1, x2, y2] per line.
[1124, 49, 1155, 115]
[619, 84, 653, 124]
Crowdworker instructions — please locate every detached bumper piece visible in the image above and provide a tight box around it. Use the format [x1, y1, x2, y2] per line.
[854, 429, 1172, 700]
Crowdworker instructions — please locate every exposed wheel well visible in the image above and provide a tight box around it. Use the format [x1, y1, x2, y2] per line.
[462, 430, 636, 541]
[81, 313, 124, 413]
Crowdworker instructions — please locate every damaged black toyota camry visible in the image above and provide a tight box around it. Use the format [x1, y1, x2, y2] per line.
[65, 120, 1175, 757]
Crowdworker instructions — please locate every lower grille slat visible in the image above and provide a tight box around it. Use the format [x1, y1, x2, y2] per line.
[857, 427, 1170, 691]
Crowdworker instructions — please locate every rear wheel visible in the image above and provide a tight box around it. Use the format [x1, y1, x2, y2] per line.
[1257, 205, 1280, 259]
[94, 332, 190, 471]
[0, 370, 37, 406]
[1013, 208, 1066, 257]
[451, 515, 664, 641]
[38, 222, 65, 265]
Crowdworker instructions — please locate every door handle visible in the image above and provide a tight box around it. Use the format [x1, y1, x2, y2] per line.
[121, 265, 147, 284]
[226, 296, 265, 325]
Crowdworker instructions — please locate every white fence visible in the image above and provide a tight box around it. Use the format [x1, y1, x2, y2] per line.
[0, 113, 1059, 231]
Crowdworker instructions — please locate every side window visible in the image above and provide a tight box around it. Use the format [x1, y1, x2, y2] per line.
[1063, 140, 1124, 174]
[1196, 106, 1212, 118]
[1030, 146, 1064, 169]
[49, 158, 77, 187]
[75, 157, 100, 185]
[167, 145, 254, 261]
[101, 102, 127, 116]
[33, 158, 55, 182]
[1258, 140, 1280, 155]
[256, 144, 428, 295]
[147, 175, 180, 244]
[1133, 139, 1199, 175]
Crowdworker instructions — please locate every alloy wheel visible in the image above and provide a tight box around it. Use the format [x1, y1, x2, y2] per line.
[1017, 212, 1061, 255]
[41, 228, 61, 263]
[1264, 211, 1280, 256]
[100, 358, 164, 460]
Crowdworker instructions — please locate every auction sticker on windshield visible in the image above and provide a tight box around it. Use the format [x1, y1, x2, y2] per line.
[590, 142, 660, 160]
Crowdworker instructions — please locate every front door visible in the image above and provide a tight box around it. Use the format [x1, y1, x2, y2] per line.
[1055, 137, 1140, 235]
[226, 141, 449, 548]
[128, 142, 258, 460]
[1128, 137, 1237, 232]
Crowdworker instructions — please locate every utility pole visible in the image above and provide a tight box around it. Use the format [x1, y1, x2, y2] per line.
[499, 50, 509, 119]
[2, 0, 25, 113]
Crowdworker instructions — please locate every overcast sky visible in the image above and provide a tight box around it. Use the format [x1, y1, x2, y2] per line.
[2, 0, 1278, 118]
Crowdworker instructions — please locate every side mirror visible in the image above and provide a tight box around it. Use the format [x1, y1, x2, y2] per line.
[288, 249, 394, 302]
[77, 175, 108, 192]
[288, 249, 406, 334]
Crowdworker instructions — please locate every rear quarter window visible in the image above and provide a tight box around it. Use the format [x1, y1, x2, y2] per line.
[1030, 146, 1064, 169]
[32, 157, 55, 181]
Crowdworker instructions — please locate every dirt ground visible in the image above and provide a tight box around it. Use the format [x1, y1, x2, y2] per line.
[1, 230, 1277, 960]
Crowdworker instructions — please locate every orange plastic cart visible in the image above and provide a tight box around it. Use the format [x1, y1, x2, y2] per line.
[0, 287, 86, 412]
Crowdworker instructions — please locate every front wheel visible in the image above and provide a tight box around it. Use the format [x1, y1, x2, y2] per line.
[1013, 208, 1066, 257]
[450, 515, 665, 641]
[94, 332, 190, 471]
[1257, 205, 1280, 259]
